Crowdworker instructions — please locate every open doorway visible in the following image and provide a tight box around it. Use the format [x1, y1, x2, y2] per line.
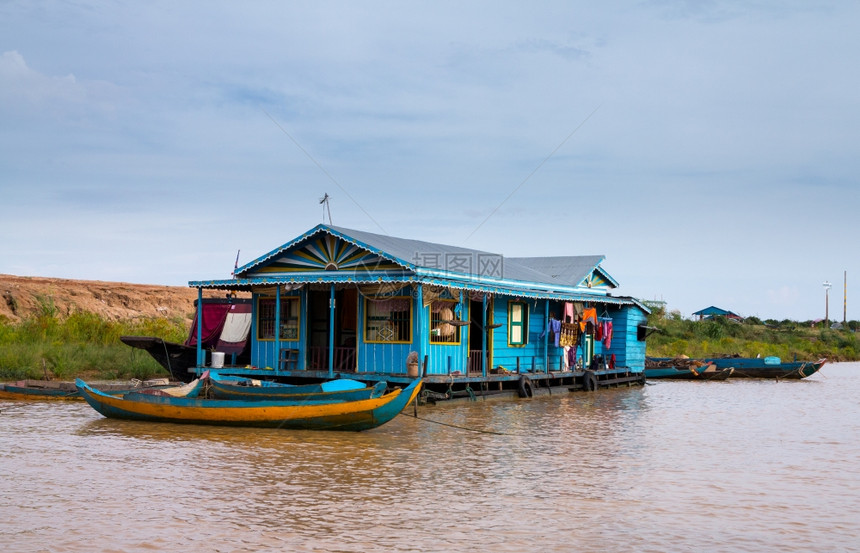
[468, 299, 492, 375]
[306, 288, 357, 371]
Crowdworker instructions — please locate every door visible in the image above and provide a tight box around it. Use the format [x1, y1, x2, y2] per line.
[306, 290, 329, 369]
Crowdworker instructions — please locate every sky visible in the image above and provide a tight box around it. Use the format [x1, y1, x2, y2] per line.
[1, 1, 858, 322]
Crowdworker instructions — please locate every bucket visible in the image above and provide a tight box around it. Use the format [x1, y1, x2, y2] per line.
[211, 351, 225, 368]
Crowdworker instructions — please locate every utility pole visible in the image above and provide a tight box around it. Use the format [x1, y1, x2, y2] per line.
[844, 271, 848, 324]
[823, 281, 832, 326]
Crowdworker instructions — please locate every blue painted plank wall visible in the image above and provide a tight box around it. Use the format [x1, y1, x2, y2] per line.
[490, 297, 548, 373]
[608, 306, 647, 371]
[355, 293, 413, 374]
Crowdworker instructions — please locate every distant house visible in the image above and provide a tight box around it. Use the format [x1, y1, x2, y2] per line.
[692, 306, 743, 321]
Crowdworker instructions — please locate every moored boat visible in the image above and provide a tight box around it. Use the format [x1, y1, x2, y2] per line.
[0, 377, 174, 401]
[703, 356, 826, 379]
[644, 359, 734, 380]
[207, 371, 387, 401]
[645, 356, 826, 380]
[75, 377, 422, 431]
[120, 297, 252, 383]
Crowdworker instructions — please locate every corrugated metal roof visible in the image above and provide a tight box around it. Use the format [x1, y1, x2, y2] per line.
[509, 256, 609, 288]
[324, 225, 609, 287]
[199, 224, 646, 308]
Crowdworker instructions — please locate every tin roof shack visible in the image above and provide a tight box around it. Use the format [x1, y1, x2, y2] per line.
[189, 225, 650, 400]
[692, 306, 744, 322]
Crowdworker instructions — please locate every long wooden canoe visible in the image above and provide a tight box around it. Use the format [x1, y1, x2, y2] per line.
[75, 378, 422, 431]
[646, 356, 826, 380]
[207, 371, 386, 401]
[0, 377, 176, 401]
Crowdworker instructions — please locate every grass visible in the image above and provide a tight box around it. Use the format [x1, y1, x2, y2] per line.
[645, 307, 860, 362]
[0, 306, 189, 381]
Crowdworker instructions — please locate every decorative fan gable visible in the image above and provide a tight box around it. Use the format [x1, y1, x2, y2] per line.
[253, 234, 403, 274]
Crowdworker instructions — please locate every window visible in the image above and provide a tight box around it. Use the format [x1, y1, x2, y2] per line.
[257, 296, 301, 341]
[364, 297, 412, 343]
[508, 301, 528, 346]
[430, 299, 461, 345]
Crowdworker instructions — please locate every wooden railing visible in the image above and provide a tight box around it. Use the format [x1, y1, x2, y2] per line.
[468, 350, 484, 375]
[307, 346, 356, 372]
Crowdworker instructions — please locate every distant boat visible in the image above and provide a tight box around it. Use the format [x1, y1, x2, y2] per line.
[75, 378, 422, 432]
[207, 371, 388, 401]
[120, 297, 252, 382]
[646, 356, 826, 380]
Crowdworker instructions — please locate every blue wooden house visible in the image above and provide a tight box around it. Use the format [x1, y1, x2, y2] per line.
[189, 224, 650, 398]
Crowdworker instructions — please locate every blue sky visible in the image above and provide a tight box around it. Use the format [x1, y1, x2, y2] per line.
[1, 1, 858, 321]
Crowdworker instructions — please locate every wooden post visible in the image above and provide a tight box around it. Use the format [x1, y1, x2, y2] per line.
[544, 300, 549, 373]
[275, 285, 281, 374]
[328, 284, 335, 378]
[482, 293, 488, 377]
[196, 286, 203, 374]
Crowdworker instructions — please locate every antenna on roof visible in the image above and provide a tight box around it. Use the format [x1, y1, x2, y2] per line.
[231, 249, 240, 278]
[320, 193, 333, 225]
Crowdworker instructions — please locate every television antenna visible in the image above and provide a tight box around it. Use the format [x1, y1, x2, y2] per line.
[320, 193, 333, 225]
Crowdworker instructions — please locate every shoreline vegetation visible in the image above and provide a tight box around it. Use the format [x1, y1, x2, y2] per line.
[0, 295, 188, 381]
[645, 306, 860, 362]
[1, 295, 858, 382]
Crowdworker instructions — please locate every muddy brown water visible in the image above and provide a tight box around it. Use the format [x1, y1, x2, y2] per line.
[2, 363, 858, 552]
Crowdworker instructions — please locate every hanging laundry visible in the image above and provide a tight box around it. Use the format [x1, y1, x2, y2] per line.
[539, 318, 563, 348]
[567, 345, 578, 369]
[602, 320, 613, 349]
[579, 307, 598, 332]
[564, 302, 575, 323]
[558, 322, 580, 347]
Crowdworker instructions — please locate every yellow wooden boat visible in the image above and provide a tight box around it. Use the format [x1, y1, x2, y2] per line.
[76, 378, 422, 431]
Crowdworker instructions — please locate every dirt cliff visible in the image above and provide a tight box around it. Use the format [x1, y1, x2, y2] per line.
[0, 274, 228, 323]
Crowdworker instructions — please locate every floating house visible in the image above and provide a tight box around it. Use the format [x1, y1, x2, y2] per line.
[189, 224, 650, 400]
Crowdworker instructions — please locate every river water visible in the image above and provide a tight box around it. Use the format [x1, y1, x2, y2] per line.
[2, 363, 858, 553]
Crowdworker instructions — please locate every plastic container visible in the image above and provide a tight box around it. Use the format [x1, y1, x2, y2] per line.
[211, 351, 225, 368]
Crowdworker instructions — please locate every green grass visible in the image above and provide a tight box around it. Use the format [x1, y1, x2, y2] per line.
[645, 308, 860, 361]
[0, 309, 189, 381]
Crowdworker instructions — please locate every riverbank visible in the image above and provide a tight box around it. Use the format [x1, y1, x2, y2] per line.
[644, 309, 860, 362]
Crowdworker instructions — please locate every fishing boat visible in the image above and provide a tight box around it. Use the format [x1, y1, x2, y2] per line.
[207, 371, 388, 401]
[644, 360, 734, 381]
[646, 356, 826, 380]
[700, 356, 826, 379]
[75, 378, 422, 431]
[0, 377, 174, 401]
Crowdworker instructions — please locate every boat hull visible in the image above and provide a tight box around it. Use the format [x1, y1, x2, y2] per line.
[76, 378, 422, 431]
[119, 336, 199, 383]
[208, 373, 387, 401]
[0, 378, 177, 401]
[646, 357, 826, 380]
